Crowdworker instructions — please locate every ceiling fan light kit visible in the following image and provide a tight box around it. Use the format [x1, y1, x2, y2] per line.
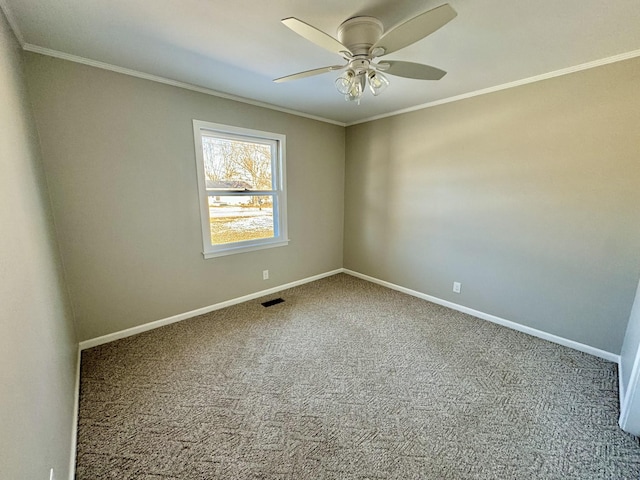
[275, 3, 457, 104]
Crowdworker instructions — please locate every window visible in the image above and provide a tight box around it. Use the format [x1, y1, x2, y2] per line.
[193, 120, 288, 258]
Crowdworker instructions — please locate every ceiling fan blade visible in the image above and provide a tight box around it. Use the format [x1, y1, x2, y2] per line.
[383, 61, 447, 80]
[372, 4, 457, 56]
[282, 17, 350, 55]
[273, 65, 346, 83]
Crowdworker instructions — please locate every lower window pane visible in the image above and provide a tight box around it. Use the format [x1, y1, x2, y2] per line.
[208, 195, 274, 245]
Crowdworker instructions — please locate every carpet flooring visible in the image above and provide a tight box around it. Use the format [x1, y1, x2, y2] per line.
[76, 273, 640, 479]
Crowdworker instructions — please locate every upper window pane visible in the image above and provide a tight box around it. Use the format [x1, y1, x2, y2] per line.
[202, 135, 274, 191]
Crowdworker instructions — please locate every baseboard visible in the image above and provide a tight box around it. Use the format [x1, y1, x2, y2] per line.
[79, 269, 344, 350]
[343, 269, 620, 363]
[68, 345, 81, 480]
[81, 266, 622, 363]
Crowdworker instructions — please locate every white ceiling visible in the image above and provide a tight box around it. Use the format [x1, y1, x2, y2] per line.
[3, 0, 640, 125]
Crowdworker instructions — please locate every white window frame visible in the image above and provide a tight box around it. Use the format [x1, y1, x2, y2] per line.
[193, 120, 288, 258]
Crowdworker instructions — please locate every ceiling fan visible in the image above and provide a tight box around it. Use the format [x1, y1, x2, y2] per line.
[274, 3, 457, 103]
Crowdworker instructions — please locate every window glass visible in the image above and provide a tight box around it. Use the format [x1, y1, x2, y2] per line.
[208, 195, 274, 245]
[193, 120, 288, 258]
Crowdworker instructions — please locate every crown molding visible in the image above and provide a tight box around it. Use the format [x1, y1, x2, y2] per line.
[346, 49, 640, 126]
[22, 44, 346, 127]
[0, 0, 25, 46]
[18, 41, 640, 129]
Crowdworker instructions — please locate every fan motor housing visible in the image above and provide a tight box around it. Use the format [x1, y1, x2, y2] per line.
[337, 16, 383, 55]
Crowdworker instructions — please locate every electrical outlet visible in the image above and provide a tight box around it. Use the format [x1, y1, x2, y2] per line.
[453, 282, 461, 293]
[263, 270, 269, 280]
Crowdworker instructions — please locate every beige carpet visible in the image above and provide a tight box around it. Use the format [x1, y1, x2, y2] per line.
[76, 273, 640, 479]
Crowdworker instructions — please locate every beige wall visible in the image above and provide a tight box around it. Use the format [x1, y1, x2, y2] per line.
[344, 58, 640, 354]
[25, 54, 345, 342]
[22, 51, 640, 355]
[0, 10, 78, 480]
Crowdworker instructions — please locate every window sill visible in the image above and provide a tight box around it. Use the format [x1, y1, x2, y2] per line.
[202, 239, 290, 259]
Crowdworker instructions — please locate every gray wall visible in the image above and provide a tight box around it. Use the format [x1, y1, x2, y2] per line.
[0, 10, 78, 480]
[25, 54, 345, 342]
[344, 58, 640, 355]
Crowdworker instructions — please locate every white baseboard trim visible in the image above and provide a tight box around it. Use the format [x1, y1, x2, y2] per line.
[68, 345, 81, 480]
[343, 269, 620, 363]
[80, 266, 622, 363]
[79, 269, 343, 350]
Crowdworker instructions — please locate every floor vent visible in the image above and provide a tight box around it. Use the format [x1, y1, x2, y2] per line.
[261, 298, 284, 307]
